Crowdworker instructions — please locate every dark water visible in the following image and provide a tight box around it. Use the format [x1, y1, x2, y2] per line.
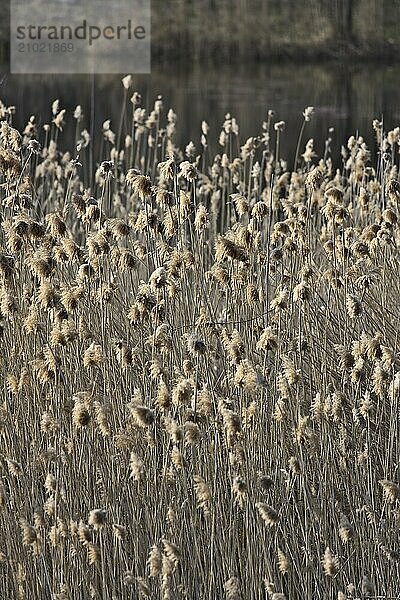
[0, 59, 399, 165]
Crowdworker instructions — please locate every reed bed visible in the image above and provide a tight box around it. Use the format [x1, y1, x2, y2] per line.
[0, 79, 399, 599]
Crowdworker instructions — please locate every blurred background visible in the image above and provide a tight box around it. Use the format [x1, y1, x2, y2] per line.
[1, 0, 400, 162]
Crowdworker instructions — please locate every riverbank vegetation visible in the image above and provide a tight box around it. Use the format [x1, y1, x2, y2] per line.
[0, 80, 399, 598]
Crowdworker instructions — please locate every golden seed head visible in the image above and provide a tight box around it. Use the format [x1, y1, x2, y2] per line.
[88, 509, 107, 530]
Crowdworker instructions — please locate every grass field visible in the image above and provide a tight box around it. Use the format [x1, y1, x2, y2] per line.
[0, 83, 399, 599]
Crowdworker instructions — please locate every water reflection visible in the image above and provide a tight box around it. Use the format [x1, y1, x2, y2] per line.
[0, 60, 398, 166]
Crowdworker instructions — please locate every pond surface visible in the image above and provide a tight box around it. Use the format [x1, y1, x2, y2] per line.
[0, 59, 399, 166]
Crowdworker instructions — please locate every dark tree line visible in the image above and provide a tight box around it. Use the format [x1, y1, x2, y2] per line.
[0, 0, 399, 62]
